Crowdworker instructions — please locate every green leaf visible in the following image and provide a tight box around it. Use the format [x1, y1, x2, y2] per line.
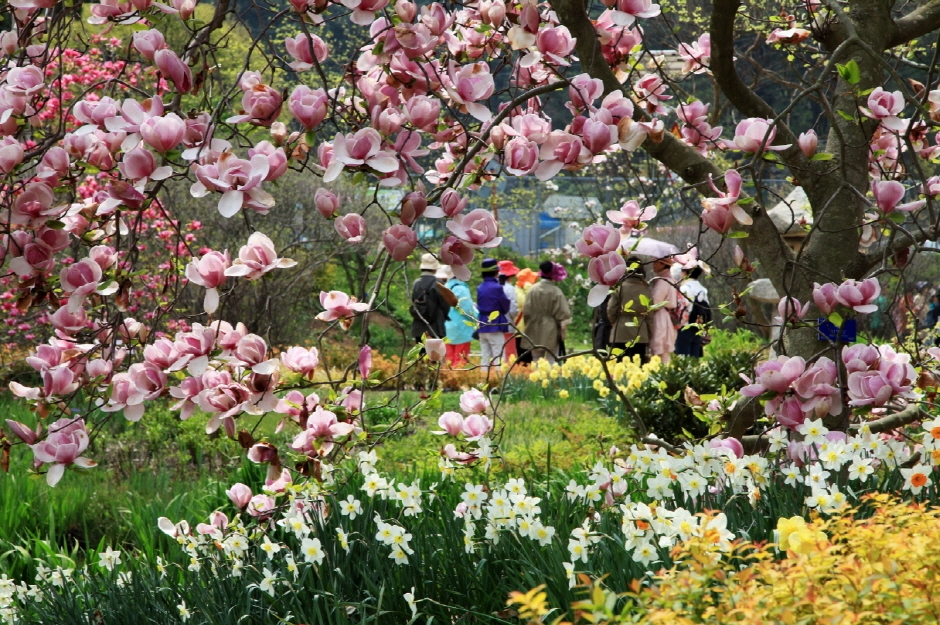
[836, 110, 855, 121]
[736, 197, 755, 206]
[827, 311, 844, 327]
[45, 220, 66, 230]
[888, 212, 906, 224]
[487, 310, 499, 321]
[837, 59, 861, 85]
[811, 152, 833, 161]
[727, 231, 749, 239]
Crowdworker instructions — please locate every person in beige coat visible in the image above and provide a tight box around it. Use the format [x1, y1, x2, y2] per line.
[520, 261, 572, 363]
[607, 256, 652, 362]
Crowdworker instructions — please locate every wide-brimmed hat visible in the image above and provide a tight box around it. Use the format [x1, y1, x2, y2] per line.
[516, 268, 538, 288]
[436, 265, 455, 281]
[420, 253, 441, 271]
[481, 258, 498, 272]
[498, 260, 520, 277]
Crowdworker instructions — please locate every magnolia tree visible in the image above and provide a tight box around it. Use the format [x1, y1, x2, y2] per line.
[2, 0, 940, 487]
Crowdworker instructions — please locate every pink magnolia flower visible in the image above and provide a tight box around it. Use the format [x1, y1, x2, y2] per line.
[425, 338, 446, 362]
[798, 130, 818, 158]
[580, 116, 617, 154]
[43, 365, 78, 398]
[119, 146, 173, 183]
[871, 179, 925, 214]
[701, 169, 751, 232]
[462, 413, 493, 440]
[776, 296, 809, 323]
[228, 84, 283, 127]
[335, 213, 367, 243]
[863, 87, 906, 131]
[4, 65, 43, 96]
[792, 357, 841, 418]
[400, 192, 427, 226]
[6, 419, 41, 445]
[341, 0, 389, 25]
[247, 141, 287, 182]
[281, 346, 319, 379]
[383, 224, 418, 261]
[224, 232, 297, 280]
[0, 136, 24, 173]
[132, 29, 167, 61]
[289, 85, 329, 131]
[60, 258, 107, 314]
[446, 209, 501, 248]
[834, 277, 880, 314]
[440, 236, 474, 281]
[30, 418, 95, 486]
[847, 369, 894, 407]
[285, 33, 329, 71]
[568, 73, 604, 111]
[186, 251, 230, 314]
[608, 200, 657, 233]
[460, 389, 490, 414]
[577, 224, 622, 257]
[535, 26, 576, 66]
[633, 74, 671, 114]
[587, 251, 626, 306]
[316, 290, 369, 322]
[773, 395, 807, 431]
[140, 113, 185, 154]
[290, 407, 356, 456]
[730, 118, 790, 152]
[315, 188, 340, 218]
[502, 136, 539, 176]
[200, 382, 253, 434]
[444, 61, 496, 121]
[323, 128, 399, 182]
[609, 0, 661, 27]
[434, 411, 464, 436]
[708, 436, 743, 458]
[766, 28, 811, 45]
[226, 483, 253, 509]
[677, 33, 710, 74]
[812, 282, 839, 316]
[11, 182, 59, 227]
[740, 355, 806, 396]
[358, 345, 372, 378]
[101, 371, 146, 421]
[404, 96, 441, 131]
[247, 494, 276, 518]
[154, 49, 193, 93]
[534, 131, 592, 181]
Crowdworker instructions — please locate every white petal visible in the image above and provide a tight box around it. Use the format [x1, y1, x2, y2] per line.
[218, 190, 244, 218]
[46, 464, 66, 487]
[465, 102, 492, 122]
[204, 287, 219, 314]
[588, 284, 610, 307]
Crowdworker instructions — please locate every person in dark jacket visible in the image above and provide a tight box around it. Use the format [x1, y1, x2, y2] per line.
[607, 256, 652, 362]
[477, 258, 510, 371]
[674, 265, 711, 358]
[410, 254, 450, 343]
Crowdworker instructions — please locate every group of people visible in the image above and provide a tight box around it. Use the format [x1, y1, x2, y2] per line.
[410, 252, 712, 369]
[409, 255, 572, 370]
[598, 256, 712, 364]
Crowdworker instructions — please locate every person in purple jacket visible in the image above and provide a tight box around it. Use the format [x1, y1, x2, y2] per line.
[476, 258, 511, 371]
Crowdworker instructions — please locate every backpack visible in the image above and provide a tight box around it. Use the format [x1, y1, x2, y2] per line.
[669, 289, 693, 330]
[410, 279, 440, 330]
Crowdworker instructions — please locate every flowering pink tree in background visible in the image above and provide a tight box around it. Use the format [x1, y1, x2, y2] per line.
[1, 0, 940, 484]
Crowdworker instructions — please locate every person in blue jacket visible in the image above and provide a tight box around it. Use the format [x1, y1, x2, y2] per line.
[476, 258, 510, 371]
[437, 265, 477, 367]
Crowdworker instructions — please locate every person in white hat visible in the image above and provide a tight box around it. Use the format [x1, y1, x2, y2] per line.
[410, 254, 451, 343]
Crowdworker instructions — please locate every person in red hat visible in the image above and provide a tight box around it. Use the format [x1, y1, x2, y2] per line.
[498, 260, 521, 362]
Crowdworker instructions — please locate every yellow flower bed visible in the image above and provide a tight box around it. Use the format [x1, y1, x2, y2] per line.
[523, 355, 661, 395]
[512, 494, 940, 625]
